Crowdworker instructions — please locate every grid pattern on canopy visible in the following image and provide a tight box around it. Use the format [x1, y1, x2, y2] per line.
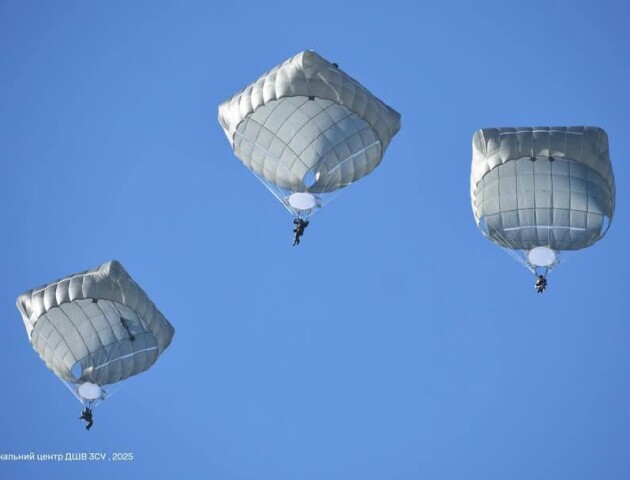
[233, 96, 381, 193]
[471, 127, 615, 251]
[219, 50, 400, 197]
[475, 157, 611, 250]
[16, 260, 174, 386]
[31, 299, 158, 385]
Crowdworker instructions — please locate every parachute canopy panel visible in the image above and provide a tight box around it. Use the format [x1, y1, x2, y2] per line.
[218, 50, 401, 196]
[470, 127, 615, 252]
[16, 260, 174, 387]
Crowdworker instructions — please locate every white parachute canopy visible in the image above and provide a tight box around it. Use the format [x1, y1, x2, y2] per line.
[16, 260, 175, 406]
[218, 50, 401, 217]
[470, 126, 615, 272]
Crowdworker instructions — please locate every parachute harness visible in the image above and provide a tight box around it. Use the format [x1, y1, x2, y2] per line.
[534, 268, 549, 294]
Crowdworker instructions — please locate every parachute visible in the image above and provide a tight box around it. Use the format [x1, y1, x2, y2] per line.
[218, 50, 401, 220]
[16, 260, 174, 409]
[471, 127, 615, 286]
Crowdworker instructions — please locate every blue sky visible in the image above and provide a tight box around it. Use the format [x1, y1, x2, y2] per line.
[1, 1, 630, 479]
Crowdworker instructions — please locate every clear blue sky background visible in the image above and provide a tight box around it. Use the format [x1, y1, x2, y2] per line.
[1, 1, 630, 479]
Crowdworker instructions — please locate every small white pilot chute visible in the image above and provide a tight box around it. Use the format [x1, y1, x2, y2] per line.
[78, 382, 103, 402]
[527, 247, 556, 268]
[287, 192, 318, 212]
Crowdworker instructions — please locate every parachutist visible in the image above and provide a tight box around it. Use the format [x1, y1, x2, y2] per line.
[535, 275, 547, 293]
[292, 218, 309, 246]
[79, 406, 93, 431]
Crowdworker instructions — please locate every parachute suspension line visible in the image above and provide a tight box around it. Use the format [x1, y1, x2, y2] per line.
[250, 169, 298, 217]
[532, 265, 549, 279]
[286, 137, 379, 217]
[493, 216, 531, 270]
[249, 161, 323, 219]
[61, 379, 84, 404]
[31, 323, 84, 404]
[232, 130, 305, 217]
[500, 244, 534, 273]
[484, 217, 534, 272]
[481, 220, 517, 267]
[93, 383, 123, 407]
[500, 241, 534, 271]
